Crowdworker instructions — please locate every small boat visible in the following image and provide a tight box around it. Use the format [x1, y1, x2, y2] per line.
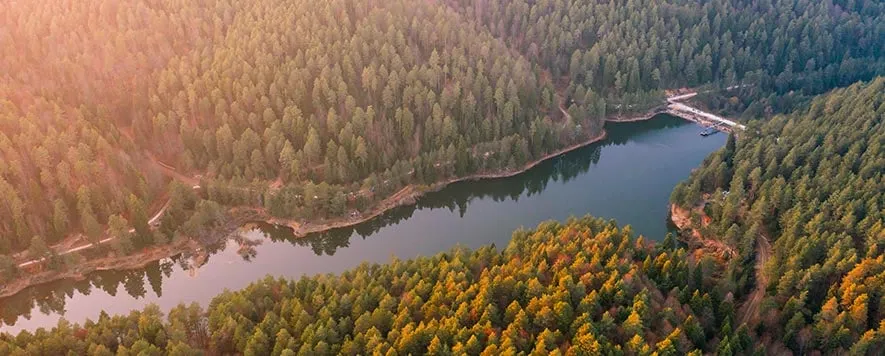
[700, 127, 719, 136]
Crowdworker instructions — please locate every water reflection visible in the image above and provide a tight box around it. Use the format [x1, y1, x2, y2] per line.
[2, 258, 173, 328]
[0, 115, 722, 333]
[281, 115, 685, 256]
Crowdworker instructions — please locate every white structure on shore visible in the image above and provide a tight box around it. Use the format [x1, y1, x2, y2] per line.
[665, 90, 747, 131]
[668, 102, 747, 130]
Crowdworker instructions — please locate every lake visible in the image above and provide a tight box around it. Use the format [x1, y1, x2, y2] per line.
[0, 114, 726, 334]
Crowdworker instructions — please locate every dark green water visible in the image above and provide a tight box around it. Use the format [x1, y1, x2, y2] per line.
[0, 115, 725, 334]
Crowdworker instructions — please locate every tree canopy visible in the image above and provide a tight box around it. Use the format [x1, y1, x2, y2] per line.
[2, 0, 882, 257]
[0, 216, 753, 355]
[0, 0, 884, 353]
[672, 77, 885, 353]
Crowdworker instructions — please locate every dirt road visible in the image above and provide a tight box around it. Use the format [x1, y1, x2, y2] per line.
[17, 154, 188, 268]
[739, 233, 771, 326]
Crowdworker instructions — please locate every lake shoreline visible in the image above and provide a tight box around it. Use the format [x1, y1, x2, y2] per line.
[0, 239, 200, 299]
[604, 109, 664, 123]
[0, 131, 609, 301]
[268, 130, 610, 237]
[273, 106, 671, 237]
[1, 108, 668, 301]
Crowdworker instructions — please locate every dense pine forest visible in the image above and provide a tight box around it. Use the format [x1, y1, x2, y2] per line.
[671, 78, 885, 353]
[1, 216, 754, 355]
[2, 77, 882, 355]
[1, 0, 883, 259]
[1, 0, 885, 353]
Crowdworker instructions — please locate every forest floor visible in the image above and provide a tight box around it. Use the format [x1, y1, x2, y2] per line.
[669, 204, 738, 260]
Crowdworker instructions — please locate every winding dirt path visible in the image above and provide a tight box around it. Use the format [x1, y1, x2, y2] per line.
[17, 194, 174, 269]
[16, 155, 187, 268]
[740, 233, 771, 326]
[147, 153, 200, 187]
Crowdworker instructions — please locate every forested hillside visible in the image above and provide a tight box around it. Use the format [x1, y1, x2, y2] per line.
[1, 0, 882, 259]
[0, 0, 225, 256]
[446, 0, 885, 117]
[4, 78, 881, 354]
[0, 216, 757, 355]
[2, 0, 884, 352]
[671, 78, 885, 353]
[449, 0, 885, 97]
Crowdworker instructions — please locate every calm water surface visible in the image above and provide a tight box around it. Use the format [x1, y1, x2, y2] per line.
[0, 115, 725, 334]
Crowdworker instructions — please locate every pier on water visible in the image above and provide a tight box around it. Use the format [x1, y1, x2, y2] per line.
[663, 88, 747, 134]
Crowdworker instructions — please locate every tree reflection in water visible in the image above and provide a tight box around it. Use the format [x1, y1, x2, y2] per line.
[281, 115, 684, 256]
[0, 115, 692, 330]
[0, 257, 176, 328]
